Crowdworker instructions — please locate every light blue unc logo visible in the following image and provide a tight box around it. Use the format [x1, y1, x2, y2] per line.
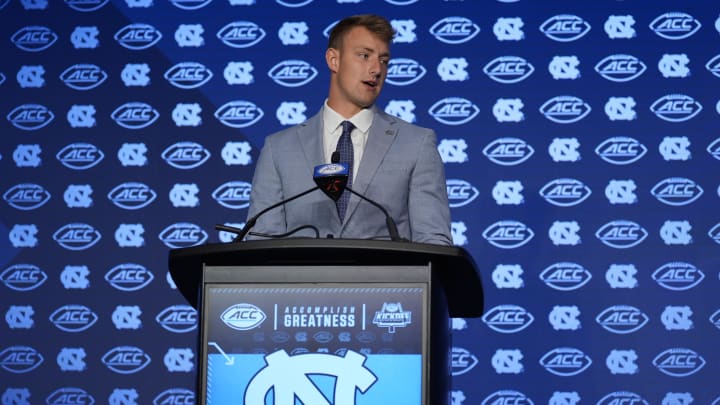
[111, 102, 160, 129]
[217, 21, 266, 48]
[482, 220, 534, 249]
[114, 23, 162, 50]
[604, 15, 637, 39]
[7, 103, 54, 130]
[65, 0, 108, 11]
[268, 60, 318, 87]
[540, 15, 591, 42]
[12, 26, 58, 52]
[13, 144, 42, 167]
[56, 142, 105, 170]
[17, 65, 45, 88]
[594, 54, 647, 82]
[386, 58, 426, 86]
[60, 63, 108, 90]
[429, 17, 480, 44]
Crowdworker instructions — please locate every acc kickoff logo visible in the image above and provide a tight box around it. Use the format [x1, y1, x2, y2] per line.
[540, 262, 592, 291]
[221, 303, 266, 330]
[1, 264, 48, 291]
[4, 183, 51, 210]
[652, 262, 704, 291]
[482, 304, 534, 333]
[539, 178, 591, 207]
[482, 220, 534, 249]
[429, 17, 480, 44]
[111, 102, 160, 129]
[540, 347, 592, 376]
[108, 182, 157, 210]
[7, 103, 54, 130]
[650, 12, 701, 40]
[217, 21, 266, 48]
[373, 302, 412, 333]
[595, 137, 647, 165]
[53, 223, 102, 251]
[594, 54, 647, 82]
[386, 58, 426, 86]
[12, 26, 58, 52]
[61, 64, 108, 90]
[162, 141, 211, 169]
[596, 220, 647, 249]
[650, 94, 702, 122]
[215, 100, 264, 128]
[105, 263, 154, 292]
[651, 177, 703, 206]
[164, 62, 213, 89]
[540, 96, 591, 123]
[429, 97, 479, 125]
[268, 60, 318, 87]
[483, 56, 534, 83]
[540, 15, 591, 42]
[159, 223, 208, 248]
[114, 23, 162, 50]
[102, 346, 151, 374]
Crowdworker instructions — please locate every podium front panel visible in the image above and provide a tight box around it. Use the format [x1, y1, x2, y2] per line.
[198, 265, 431, 405]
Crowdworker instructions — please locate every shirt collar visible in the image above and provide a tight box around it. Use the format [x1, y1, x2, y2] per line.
[323, 101, 374, 134]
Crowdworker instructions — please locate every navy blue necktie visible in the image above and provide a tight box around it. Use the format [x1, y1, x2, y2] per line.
[335, 120, 354, 221]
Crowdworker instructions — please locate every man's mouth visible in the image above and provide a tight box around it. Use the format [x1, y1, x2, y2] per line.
[362, 80, 378, 88]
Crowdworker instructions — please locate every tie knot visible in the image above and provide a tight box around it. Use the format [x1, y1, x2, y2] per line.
[341, 120, 354, 134]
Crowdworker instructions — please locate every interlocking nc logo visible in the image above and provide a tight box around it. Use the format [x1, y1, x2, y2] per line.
[277, 101, 308, 125]
[652, 348, 705, 377]
[268, 60, 318, 87]
[437, 58, 469, 82]
[50, 305, 98, 332]
[483, 56, 534, 84]
[164, 348, 194, 372]
[246, 349, 376, 404]
[663, 393, 693, 405]
[4, 183, 51, 210]
[604, 15, 636, 39]
[606, 264, 638, 289]
[596, 305, 648, 334]
[102, 346, 151, 374]
[605, 96, 636, 121]
[606, 350, 638, 375]
[548, 221, 581, 246]
[386, 58, 426, 86]
[549, 137, 581, 162]
[170, 184, 200, 207]
[429, 97, 479, 125]
[452, 347, 479, 375]
[121, 63, 151, 87]
[438, 139, 468, 163]
[596, 220, 647, 248]
[61, 265, 90, 289]
[224, 60, 254, 85]
[606, 179, 637, 205]
[221, 303, 266, 330]
[159, 223, 207, 248]
[9, 224, 39, 248]
[490, 349, 522, 375]
[483, 137, 533, 166]
[446, 179, 479, 208]
[109, 389, 139, 405]
[660, 136, 692, 161]
[548, 305, 581, 331]
[19, 0, 46, 9]
[279, 22, 309, 45]
[483, 391, 533, 405]
[212, 181, 251, 209]
[105, 263, 154, 292]
[60, 63, 107, 90]
[57, 143, 104, 170]
[173, 103, 202, 127]
[5, 305, 34, 329]
[651, 177, 703, 206]
[549, 392, 581, 405]
[594, 54, 647, 82]
[451, 221, 467, 246]
[650, 12, 701, 40]
[156, 305, 197, 333]
[111, 102, 160, 129]
[493, 98, 524, 122]
[215, 100, 264, 128]
[67, 104, 96, 128]
[482, 304, 534, 333]
[548, 56, 580, 80]
[53, 223, 101, 251]
[661, 306, 693, 331]
[482, 220, 534, 249]
[115, 223, 145, 248]
[390, 19, 417, 43]
[118, 142, 148, 167]
[652, 262, 704, 291]
[154, 388, 195, 405]
[1, 264, 47, 291]
[540, 96, 591, 123]
[7, 103, 54, 130]
[540, 348, 592, 376]
[175, 24, 204, 47]
[492, 180, 524, 205]
[429, 17, 480, 44]
[539, 179, 591, 207]
[164, 61, 213, 89]
[114, 23, 162, 50]
[162, 141, 211, 169]
[540, 262, 592, 291]
[659, 53, 691, 78]
[494, 17, 524, 41]
[540, 15, 591, 42]
[70, 26, 100, 49]
[47, 387, 95, 404]
[217, 21, 266, 48]
[17, 65, 45, 88]
[384, 100, 415, 124]
[660, 220, 693, 245]
[108, 182, 157, 210]
[0, 346, 44, 373]
[595, 136, 647, 165]
[66, 0, 108, 11]
[12, 26, 58, 52]
[170, 0, 212, 10]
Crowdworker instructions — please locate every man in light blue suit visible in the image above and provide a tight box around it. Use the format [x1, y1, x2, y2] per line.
[247, 14, 451, 245]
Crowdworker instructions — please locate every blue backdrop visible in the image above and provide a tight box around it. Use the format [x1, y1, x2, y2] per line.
[1, 0, 719, 404]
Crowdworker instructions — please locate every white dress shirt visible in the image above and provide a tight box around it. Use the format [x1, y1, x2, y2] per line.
[322, 101, 374, 182]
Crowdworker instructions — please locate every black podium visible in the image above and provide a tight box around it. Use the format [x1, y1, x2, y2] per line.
[169, 239, 482, 405]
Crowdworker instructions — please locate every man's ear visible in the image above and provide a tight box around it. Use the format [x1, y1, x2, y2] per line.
[326, 48, 339, 72]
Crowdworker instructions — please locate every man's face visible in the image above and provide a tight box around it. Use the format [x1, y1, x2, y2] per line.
[328, 26, 390, 114]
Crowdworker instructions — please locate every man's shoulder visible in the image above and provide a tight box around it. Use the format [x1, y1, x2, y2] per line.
[266, 111, 321, 141]
[375, 109, 434, 138]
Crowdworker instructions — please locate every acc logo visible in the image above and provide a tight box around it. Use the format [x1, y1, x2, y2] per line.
[47, 387, 95, 405]
[595, 136, 647, 165]
[7, 103, 54, 130]
[60, 63, 107, 90]
[12, 26, 58, 51]
[49, 305, 98, 332]
[540, 15, 591, 42]
[482, 304, 534, 333]
[53, 223, 102, 251]
[596, 220, 647, 249]
[66, 0, 108, 11]
[268, 60, 318, 87]
[539, 178, 591, 207]
[483, 56, 534, 84]
[111, 102, 160, 129]
[707, 137, 720, 160]
[652, 348, 705, 377]
[446, 179, 479, 208]
[652, 262, 704, 291]
[650, 94, 702, 122]
[0, 346, 44, 373]
[710, 223, 720, 245]
[386, 58, 426, 86]
[217, 21, 266, 48]
[598, 392, 647, 405]
[221, 303, 266, 330]
[595, 54, 646, 82]
[596, 305, 648, 334]
[482, 220, 534, 249]
[102, 346, 151, 374]
[1, 264, 47, 291]
[540, 347, 592, 376]
[650, 12, 701, 40]
[428, 97, 479, 125]
[429, 17, 480, 44]
[105, 263, 154, 292]
[540, 96, 591, 123]
[482, 390, 532, 405]
[540, 262, 592, 291]
[452, 347, 479, 376]
[4, 183, 51, 210]
[57, 142, 104, 170]
[215, 100, 263, 128]
[483, 137, 534, 166]
[162, 141, 211, 169]
[154, 388, 194, 405]
[159, 223, 208, 248]
[170, 0, 212, 9]
[114, 23, 162, 50]
[164, 62, 213, 89]
[108, 182, 157, 210]
[706, 54, 720, 78]
[651, 177, 703, 206]
[156, 305, 197, 333]
[212, 181, 252, 209]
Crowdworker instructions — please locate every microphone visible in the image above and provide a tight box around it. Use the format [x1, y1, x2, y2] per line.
[319, 152, 403, 242]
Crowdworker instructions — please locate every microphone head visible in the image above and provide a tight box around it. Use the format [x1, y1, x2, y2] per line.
[313, 162, 349, 201]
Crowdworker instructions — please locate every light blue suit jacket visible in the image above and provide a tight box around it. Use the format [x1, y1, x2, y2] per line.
[246, 107, 452, 245]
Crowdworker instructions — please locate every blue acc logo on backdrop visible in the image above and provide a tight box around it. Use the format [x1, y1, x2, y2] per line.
[429, 17, 480, 44]
[650, 94, 702, 122]
[539, 179, 591, 207]
[595, 137, 647, 165]
[7, 103, 54, 130]
[1, 264, 48, 291]
[108, 182, 157, 210]
[215, 100, 263, 128]
[483, 220, 534, 249]
[650, 12, 701, 40]
[53, 223, 101, 251]
[596, 305, 649, 334]
[652, 262, 704, 291]
[165, 62, 213, 89]
[12, 26, 57, 52]
[47, 387, 95, 405]
[596, 220, 647, 248]
[386, 58, 426, 86]
[154, 389, 195, 405]
[66, 0, 108, 11]
[60, 63, 107, 90]
[217, 21, 266, 48]
[162, 141, 211, 169]
[105, 263, 154, 292]
[595, 54, 646, 82]
[268, 60, 318, 87]
[540, 262, 592, 291]
[56, 143, 104, 170]
[114, 23, 162, 49]
[540, 348, 592, 376]
[540, 96, 591, 123]
[212, 181, 252, 209]
[429, 97, 479, 125]
[0, 346, 44, 373]
[156, 305, 197, 333]
[446, 179, 479, 208]
[49, 305, 98, 332]
[159, 223, 208, 248]
[482, 305, 534, 333]
[652, 348, 705, 377]
[483, 137, 534, 166]
[651, 177, 703, 206]
[102, 346, 151, 374]
[540, 15, 591, 42]
[4, 183, 51, 210]
[112, 102, 160, 129]
[483, 56, 534, 83]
